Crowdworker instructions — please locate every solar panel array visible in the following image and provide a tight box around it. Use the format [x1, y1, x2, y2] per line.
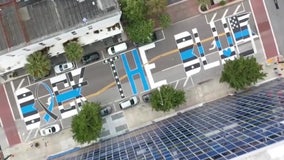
[52, 79, 284, 160]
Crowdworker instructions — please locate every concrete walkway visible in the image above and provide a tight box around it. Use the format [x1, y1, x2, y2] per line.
[3, 0, 284, 159]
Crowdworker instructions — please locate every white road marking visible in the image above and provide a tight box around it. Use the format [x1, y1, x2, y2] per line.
[24, 130, 32, 142]
[16, 78, 25, 90]
[233, 4, 241, 15]
[175, 80, 179, 89]
[210, 13, 217, 23]
[183, 76, 190, 87]
[5, 83, 16, 120]
[222, 9, 228, 19]
[209, 40, 216, 51]
[33, 128, 39, 138]
[161, 64, 183, 72]
[261, 0, 280, 56]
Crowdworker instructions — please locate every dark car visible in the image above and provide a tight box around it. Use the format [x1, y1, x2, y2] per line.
[100, 106, 112, 117]
[142, 92, 152, 103]
[81, 52, 100, 64]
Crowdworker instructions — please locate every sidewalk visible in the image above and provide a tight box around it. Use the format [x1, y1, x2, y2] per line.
[2, 0, 284, 159]
[2, 60, 283, 160]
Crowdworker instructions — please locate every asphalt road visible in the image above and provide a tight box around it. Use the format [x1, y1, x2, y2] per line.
[2, 0, 260, 144]
[264, 0, 284, 57]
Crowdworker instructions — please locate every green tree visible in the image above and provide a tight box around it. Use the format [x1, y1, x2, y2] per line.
[159, 13, 171, 29]
[126, 19, 154, 44]
[25, 51, 51, 79]
[145, 0, 167, 17]
[220, 56, 267, 90]
[71, 102, 103, 144]
[120, 0, 146, 23]
[64, 41, 83, 62]
[150, 85, 186, 112]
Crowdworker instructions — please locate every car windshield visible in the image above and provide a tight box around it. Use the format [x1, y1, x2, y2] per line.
[51, 127, 56, 132]
[59, 65, 63, 71]
[130, 99, 134, 105]
[63, 64, 68, 69]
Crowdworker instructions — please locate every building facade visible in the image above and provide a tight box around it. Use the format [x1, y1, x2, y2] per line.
[48, 79, 284, 160]
[0, 0, 122, 75]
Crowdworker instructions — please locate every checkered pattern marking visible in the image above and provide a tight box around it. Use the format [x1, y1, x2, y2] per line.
[15, 88, 40, 130]
[221, 18, 237, 63]
[228, 12, 250, 42]
[174, 31, 201, 77]
[192, 28, 207, 66]
[104, 56, 125, 98]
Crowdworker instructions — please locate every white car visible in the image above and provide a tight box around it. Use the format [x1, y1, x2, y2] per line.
[54, 62, 75, 74]
[40, 124, 61, 136]
[107, 42, 127, 55]
[119, 96, 139, 109]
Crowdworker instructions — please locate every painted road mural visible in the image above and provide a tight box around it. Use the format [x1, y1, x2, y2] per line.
[14, 12, 255, 130]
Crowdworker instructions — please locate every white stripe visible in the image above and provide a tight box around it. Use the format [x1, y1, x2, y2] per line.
[26, 122, 41, 130]
[15, 88, 30, 96]
[79, 78, 83, 84]
[238, 13, 250, 21]
[61, 110, 78, 119]
[174, 31, 190, 40]
[204, 61, 220, 70]
[177, 40, 194, 49]
[186, 68, 201, 77]
[50, 74, 67, 84]
[183, 59, 200, 68]
[24, 114, 40, 122]
[17, 95, 34, 104]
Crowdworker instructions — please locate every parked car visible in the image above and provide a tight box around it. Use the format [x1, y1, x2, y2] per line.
[100, 105, 112, 117]
[40, 124, 61, 136]
[119, 96, 139, 109]
[107, 42, 127, 55]
[81, 52, 100, 65]
[54, 62, 75, 74]
[142, 92, 152, 103]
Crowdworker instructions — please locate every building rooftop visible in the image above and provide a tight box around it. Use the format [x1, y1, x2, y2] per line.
[0, 0, 120, 55]
[48, 79, 284, 160]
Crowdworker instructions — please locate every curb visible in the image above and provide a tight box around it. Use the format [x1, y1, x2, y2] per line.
[199, 0, 244, 14]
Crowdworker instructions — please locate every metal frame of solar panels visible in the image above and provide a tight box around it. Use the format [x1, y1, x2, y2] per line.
[49, 78, 284, 160]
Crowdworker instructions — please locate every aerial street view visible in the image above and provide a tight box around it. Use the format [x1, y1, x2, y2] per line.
[0, 0, 284, 159]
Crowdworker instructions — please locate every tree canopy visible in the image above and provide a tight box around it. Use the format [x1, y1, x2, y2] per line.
[126, 19, 154, 44]
[120, 0, 170, 44]
[25, 51, 51, 79]
[150, 85, 186, 112]
[220, 56, 267, 90]
[71, 102, 103, 144]
[64, 41, 83, 62]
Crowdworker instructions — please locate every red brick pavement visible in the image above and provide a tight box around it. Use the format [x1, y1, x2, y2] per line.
[250, 0, 279, 59]
[0, 84, 21, 146]
[167, 0, 199, 23]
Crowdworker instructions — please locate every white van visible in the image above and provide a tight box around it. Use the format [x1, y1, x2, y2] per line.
[107, 42, 127, 55]
[119, 96, 139, 109]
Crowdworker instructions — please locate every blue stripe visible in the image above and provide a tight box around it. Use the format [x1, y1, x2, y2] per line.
[121, 49, 149, 95]
[197, 45, 205, 56]
[21, 104, 35, 115]
[56, 88, 81, 104]
[132, 49, 149, 91]
[222, 48, 232, 57]
[216, 40, 222, 50]
[234, 28, 249, 40]
[42, 83, 55, 122]
[180, 47, 194, 61]
[227, 36, 233, 46]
